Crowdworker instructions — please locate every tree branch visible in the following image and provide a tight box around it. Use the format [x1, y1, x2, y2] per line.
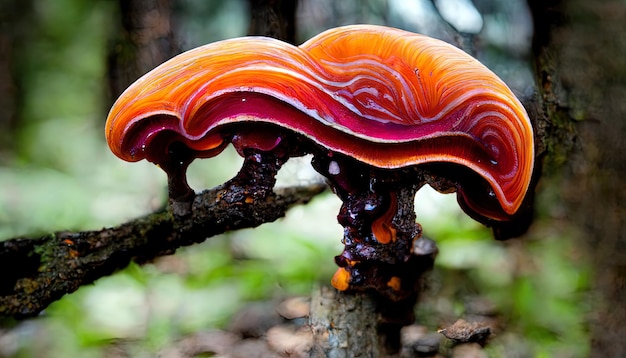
[0, 183, 326, 318]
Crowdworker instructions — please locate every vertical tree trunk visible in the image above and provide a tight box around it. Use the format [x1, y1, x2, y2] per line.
[0, 0, 32, 149]
[247, 0, 298, 44]
[100, 0, 626, 355]
[107, 0, 179, 99]
[309, 286, 383, 358]
[529, 0, 626, 355]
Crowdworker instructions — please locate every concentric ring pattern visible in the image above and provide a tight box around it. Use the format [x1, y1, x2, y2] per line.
[106, 25, 534, 219]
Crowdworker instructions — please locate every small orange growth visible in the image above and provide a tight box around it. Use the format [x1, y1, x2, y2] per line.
[244, 196, 254, 204]
[331, 267, 351, 291]
[63, 239, 74, 246]
[371, 193, 398, 244]
[387, 276, 402, 291]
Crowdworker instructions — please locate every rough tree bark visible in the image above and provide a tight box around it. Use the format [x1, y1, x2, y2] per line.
[247, 0, 298, 44]
[278, 0, 626, 355]
[1, 0, 625, 356]
[529, 0, 626, 356]
[107, 0, 179, 99]
[0, 0, 21, 149]
[0, 183, 325, 317]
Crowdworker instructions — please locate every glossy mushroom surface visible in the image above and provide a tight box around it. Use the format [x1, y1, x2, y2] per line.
[106, 25, 534, 301]
[106, 24, 533, 221]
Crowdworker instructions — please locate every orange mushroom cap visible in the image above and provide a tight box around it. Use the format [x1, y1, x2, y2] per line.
[105, 25, 534, 220]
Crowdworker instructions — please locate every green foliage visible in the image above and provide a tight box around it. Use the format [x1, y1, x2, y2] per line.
[174, 0, 248, 48]
[24, 193, 342, 356]
[0, 0, 592, 357]
[14, 0, 112, 171]
[416, 188, 590, 357]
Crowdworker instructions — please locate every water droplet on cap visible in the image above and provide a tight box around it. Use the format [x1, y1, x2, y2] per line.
[328, 161, 340, 175]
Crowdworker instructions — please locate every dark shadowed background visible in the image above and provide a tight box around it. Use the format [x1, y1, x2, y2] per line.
[1, 0, 623, 357]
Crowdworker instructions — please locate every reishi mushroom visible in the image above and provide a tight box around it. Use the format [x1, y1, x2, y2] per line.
[105, 25, 534, 301]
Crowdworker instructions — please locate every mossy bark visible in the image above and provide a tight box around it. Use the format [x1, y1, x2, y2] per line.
[529, 0, 626, 355]
[0, 184, 325, 317]
[2, 1, 625, 356]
